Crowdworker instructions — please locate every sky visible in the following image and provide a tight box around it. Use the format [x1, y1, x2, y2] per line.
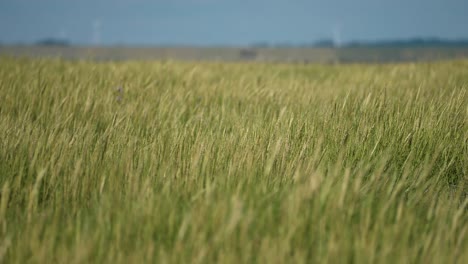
[0, 0, 467, 46]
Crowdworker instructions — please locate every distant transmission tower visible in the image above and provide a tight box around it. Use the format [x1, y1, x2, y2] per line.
[93, 19, 102, 45]
[332, 25, 342, 48]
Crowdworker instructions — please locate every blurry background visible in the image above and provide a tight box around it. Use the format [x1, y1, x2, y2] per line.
[1, 0, 468, 63]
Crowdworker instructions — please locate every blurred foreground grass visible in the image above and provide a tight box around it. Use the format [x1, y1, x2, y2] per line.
[0, 58, 467, 263]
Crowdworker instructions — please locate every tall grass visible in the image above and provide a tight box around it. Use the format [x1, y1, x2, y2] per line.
[0, 58, 466, 263]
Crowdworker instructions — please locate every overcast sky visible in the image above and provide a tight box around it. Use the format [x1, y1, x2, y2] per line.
[0, 0, 467, 45]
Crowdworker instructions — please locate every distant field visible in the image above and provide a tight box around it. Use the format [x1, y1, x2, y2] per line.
[0, 58, 466, 263]
[1, 45, 468, 63]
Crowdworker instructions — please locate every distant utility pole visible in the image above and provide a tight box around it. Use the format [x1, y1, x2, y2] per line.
[93, 19, 102, 45]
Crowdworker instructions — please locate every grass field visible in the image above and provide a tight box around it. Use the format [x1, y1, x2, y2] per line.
[0, 58, 467, 263]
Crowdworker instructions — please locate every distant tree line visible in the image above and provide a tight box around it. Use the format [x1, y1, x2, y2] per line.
[249, 38, 468, 48]
[27, 37, 468, 48]
[347, 38, 468, 48]
[35, 38, 70, 47]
